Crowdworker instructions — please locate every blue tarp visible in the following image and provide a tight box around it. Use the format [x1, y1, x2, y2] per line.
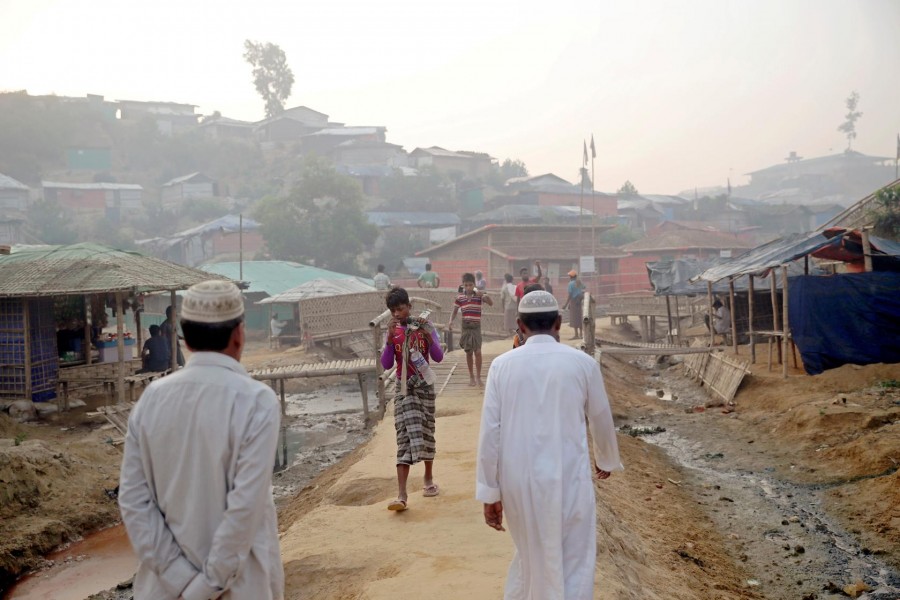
[789, 272, 900, 375]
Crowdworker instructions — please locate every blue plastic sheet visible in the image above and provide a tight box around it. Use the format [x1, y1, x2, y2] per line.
[789, 272, 900, 374]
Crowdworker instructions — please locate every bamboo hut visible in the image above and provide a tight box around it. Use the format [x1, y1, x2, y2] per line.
[0, 243, 223, 408]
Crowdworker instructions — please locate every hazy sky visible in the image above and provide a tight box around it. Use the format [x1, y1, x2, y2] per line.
[2, 0, 899, 194]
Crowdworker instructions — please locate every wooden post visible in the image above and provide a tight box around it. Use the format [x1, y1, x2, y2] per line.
[170, 290, 178, 371]
[665, 296, 673, 344]
[861, 229, 873, 272]
[84, 295, 93, 365]
[134, 299, 143, 356]
[358, 373, 370, 424]
[782, 266, 789, 379]
[804, 255, 809, 275]
[649, 316, 656, 342]
[116, 292, 126, 405]
[279, 379, 286, 416]
[373, 323, 385, 418]
[673, 295, 681, 344]
[728, 279, 738, 354]
[771, 270, 781, 365]
[748, 275, 756, 364]
[23, 299, 32, 402]
[707, 281, 714, 346]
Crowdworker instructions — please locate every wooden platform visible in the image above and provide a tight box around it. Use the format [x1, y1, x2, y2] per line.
[249, 358, 376, 381]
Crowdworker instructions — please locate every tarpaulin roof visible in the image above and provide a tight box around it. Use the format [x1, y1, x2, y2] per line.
[648, 258, 820, 296]
[0, 243, 222, 297]
[257, 277, 374, 304]
[201, 261, 371, 297]
[692, 231, 842, 283]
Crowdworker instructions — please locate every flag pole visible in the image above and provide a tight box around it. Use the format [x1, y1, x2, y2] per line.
[579, 141, 586, 258]
[590, 135, 596, 298]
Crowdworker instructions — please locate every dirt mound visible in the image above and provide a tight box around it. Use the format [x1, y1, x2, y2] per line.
[0, 424, 122, 593]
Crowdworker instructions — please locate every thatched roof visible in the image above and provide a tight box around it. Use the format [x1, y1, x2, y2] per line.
[0, 243, 225, 297]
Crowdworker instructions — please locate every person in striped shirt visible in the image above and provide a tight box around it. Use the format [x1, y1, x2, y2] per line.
[447, 272, 493, 386]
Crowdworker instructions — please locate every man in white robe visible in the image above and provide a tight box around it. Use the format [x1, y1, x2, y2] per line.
[476, 290, 623, 599]
[119, 281, 284, 600]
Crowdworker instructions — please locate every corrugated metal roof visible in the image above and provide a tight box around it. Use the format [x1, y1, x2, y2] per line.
[0, 243, 222, 297]
[200, 261, 371, 298]
[257, 277, 374, 304]
[693, 231, 838, 283]
[137, 215, 259, 251]
[304, 127, 384, 137]
[621, 229, 750, 253]
[0, 173, 29, 190]
[42, 181, 143, 191]
[416, 224, 616, 256]
[367, 212, 460, 227]
[469, 204, 596, 223]
[163, 172, 213, 186]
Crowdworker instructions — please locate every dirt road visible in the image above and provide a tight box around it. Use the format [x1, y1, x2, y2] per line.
[2, 324, 898, 599]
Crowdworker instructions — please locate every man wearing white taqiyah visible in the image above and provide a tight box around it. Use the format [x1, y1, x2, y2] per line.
[476, 290, 623, 599]
[119, 280, 284, 600]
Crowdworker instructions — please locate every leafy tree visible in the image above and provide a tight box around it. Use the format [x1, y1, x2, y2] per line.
[871, 185, 900, 240]
[837, 91, 862, 151]
[617, 180, 639, 195]
[26, 198, 78, 244]
[378, 166, 455, 211]
[598, 223, 641, 246]
[254, 157, 378, 273]
[243, 40, 295, 118]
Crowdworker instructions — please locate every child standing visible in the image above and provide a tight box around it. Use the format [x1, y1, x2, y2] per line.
[381, 288, 444, 511]
[447, 272, 493, 386]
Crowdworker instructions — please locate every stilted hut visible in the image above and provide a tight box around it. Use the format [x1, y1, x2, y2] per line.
[0, 243, 223, 408]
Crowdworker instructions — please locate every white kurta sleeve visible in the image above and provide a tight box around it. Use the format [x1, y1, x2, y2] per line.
[119, 402, 199, 598]
[180, 391, 281, 600]
[476, 363, 503, 503]
[585, 362, 624, 473]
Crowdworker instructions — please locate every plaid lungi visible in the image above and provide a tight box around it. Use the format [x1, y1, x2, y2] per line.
[459, 321, 482, 353]
[394, 375, 436, 465]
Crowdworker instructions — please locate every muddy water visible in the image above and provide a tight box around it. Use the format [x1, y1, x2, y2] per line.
[626, 360, 900, 599]
[3, 525, 135, 600]
[8, 381, 374, 599]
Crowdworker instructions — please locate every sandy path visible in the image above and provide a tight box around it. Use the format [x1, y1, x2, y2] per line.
[278, 337, 760, 599]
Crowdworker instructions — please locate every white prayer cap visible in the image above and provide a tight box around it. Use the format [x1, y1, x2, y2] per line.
[518, 290, 559, 314]
[181, 280, 244, 323]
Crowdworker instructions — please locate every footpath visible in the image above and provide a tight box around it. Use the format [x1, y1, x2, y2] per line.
[276, 336, 761, 600]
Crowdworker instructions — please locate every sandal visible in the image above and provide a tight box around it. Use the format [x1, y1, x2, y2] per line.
[423, 483, 440, 497]
[387, 498, 408, 511]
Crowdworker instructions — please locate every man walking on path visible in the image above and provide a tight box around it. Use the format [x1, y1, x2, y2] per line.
[514, 260, 541, 303]
[373, 264, 392, 291]
[417, 263, 441, 288]
[476, 290, 623, 599]
[562, 270, 586, 340]
[447, 272, 493, 386]
[381, 287, 444, 511]
[119, 280, 284, 600]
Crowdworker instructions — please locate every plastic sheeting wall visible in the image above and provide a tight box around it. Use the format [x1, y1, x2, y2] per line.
[789, 272, 900, 375]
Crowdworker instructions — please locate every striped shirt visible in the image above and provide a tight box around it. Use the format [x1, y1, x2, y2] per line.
[454, 292, 485, 323]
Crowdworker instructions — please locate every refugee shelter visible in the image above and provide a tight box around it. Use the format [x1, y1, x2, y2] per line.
[258, 277, 375, 347]
[693, 228, 900, 375]
[0, 243, 219, 408]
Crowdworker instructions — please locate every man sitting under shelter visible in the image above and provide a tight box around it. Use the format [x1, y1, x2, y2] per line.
[139, 325, 170, 373]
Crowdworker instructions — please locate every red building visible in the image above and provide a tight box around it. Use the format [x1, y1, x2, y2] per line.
[617, 222, 751, 293]
[413, 224, 626, 301]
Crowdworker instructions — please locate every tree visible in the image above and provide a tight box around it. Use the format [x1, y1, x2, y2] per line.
[26, 198, 78, 244]
[617, 180, 638, 195]
[871, 185, 900, 240]
[243, 40, 295, 118]
[254, 156, 378, 273]
[837, 91, 862, 151]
